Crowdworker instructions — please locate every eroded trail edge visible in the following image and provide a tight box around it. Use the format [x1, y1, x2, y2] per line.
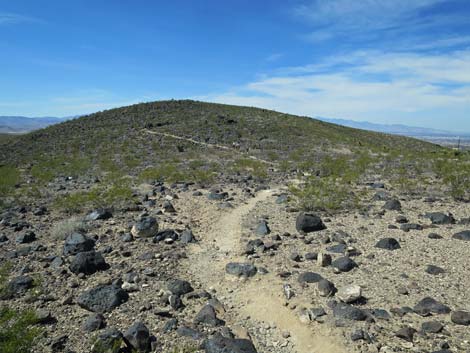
[184, 189, 347, 353]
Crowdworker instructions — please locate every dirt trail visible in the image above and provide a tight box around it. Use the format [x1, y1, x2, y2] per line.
[143, 128, 276, 166]
[185, 189, 347, 353]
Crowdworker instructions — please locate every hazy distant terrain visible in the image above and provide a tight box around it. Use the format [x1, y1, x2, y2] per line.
[319, 117, 470, 148]
[0, 116, 68, 133]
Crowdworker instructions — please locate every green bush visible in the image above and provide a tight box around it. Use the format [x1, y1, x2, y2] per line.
[231, 158, 268, 179]
[53, 180, 135, 214]
[0, 262, 13, 298]
[139, 162, 218, 184]
[0, 307, 41, 353]
[0, 166, 20, 196]
[432, 154, 470, 200]
[289, 176, 359, 212]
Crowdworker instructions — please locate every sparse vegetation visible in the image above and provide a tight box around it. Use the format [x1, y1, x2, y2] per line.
[0, 307, 41, 353]
[0, 165, 20, 198]
[50, 216, 91, 240]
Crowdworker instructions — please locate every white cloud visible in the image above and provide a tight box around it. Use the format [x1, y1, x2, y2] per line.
[0, 13, 43, 25]
[197, 50, 470, 127]
[294, 0, 442, 30]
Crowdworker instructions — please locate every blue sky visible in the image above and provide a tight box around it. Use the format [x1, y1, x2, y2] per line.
[1, 0, 469, 132]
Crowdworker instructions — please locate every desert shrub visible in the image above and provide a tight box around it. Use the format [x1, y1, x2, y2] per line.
[139, 162, 218, 184]
[433, 156, 470, 200]
[0, 307, 41, 353]
[139, 163, 185, 183]
[231, 158, 268, 179]
[31, 155, 91, 183]
[53, 180, 135, 214]
[0, 165, 20, 196]
[289, 176, 359, 212]
[0, 262, 13, 297]
[50, 216, 90, 240]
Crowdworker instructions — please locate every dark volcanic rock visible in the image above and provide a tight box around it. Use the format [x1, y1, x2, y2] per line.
[85, 209, 112, 221]
[421, 321, 444, 333]
[295, 213, 326, 233]
[16, 231, 36, 244]
[317, 279, 336, 297]
[63, 232, 95, 256]
[167, 279, 194, 296]
[375, 237, 401, 250]
[208, 192, 228, 201]
[153, 229, 179, 242]
[451, 311, 470, 326]
[413, 297, 451, 316]
[69, 250, 108, 275]
[428, 233, 443, 239]
[326, 244, 346, 254]
[204, 333, 257, 353]
[1, 275, 34, 299]
[194, 304, 224, 327]
[383, 199, 402, 211]
[425, 212, 455, 225]
[453, 230, 470, 241]
[131, 217, 158, 238]
[425, 265, 445, 275]
[225, 263, 257, 277]
[395, 327, 416, 342]
[124, 321, 151, 352]
[332, 257, 358, 272]
[77, 284, 129, 313]
[400, 223, 423, 232]
[332, 302, 367, 321]
[82, 313, 106, 332]
[298, 272, 323, 284]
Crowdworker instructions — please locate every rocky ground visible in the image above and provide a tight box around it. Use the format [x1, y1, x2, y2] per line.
[1, 178, 470, 353]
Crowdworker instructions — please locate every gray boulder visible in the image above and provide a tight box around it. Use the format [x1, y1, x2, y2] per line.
[204, 333, 257, 353]
[194, 304, 224, 327]
[453, 230, 470, 241]
[131, 217, 158, 238]
[225, 263, 257, 277]
[375, 238, 401, 250]
[69, 251, 108, 275]
[413, 297, 451, 316]
[296, 213, 326, 233]
[425, 212, 455, 225]
[63, 232, 95, 256]
[77, 284, 129, 313]
[124, 321, 151, 352]
[383, 199, 402, 211]
[167, 279, 193, 296]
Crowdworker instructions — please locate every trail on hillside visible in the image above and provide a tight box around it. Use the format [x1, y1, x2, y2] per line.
[184, 189, 347, 353]
[143, 129, 277, 166]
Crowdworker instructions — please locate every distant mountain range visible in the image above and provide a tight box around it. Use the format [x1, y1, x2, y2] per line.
[0, 116, 68, 133]
[318, 117, 470, 137]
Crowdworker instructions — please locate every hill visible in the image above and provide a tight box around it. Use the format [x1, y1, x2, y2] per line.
[0, 100, 439, 171]
[1, 100, 470, 353]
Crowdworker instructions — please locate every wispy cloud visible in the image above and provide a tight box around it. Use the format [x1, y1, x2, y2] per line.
[265, 53, 284, 62]
[0, 12, 43, 25]
[293, 0, 469, 52]
[198, 49, 470, 129]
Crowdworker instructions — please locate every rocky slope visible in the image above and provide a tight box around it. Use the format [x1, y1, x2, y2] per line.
[0, 101, 469, 353]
